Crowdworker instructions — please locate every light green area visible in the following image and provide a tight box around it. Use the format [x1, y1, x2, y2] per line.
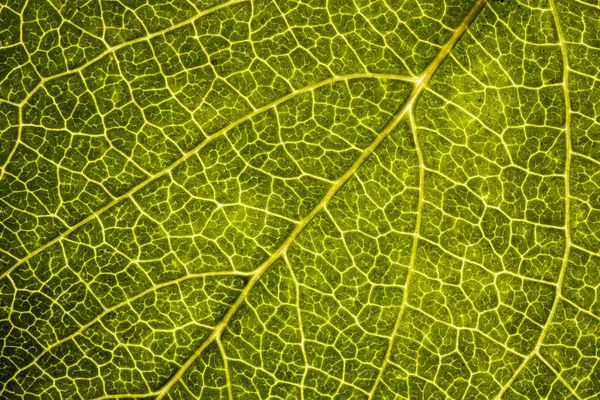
[0, 0, 599, 398]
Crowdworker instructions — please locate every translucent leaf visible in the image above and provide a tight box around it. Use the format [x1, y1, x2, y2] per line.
[1, 0, 598, 398]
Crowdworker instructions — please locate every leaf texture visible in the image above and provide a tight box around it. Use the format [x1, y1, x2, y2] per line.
[0, 0, 599, 398]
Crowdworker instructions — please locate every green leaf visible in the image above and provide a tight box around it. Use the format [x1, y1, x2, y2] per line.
[1, 0, 599, 398]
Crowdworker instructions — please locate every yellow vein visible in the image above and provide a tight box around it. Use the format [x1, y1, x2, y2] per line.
[218, 337, 234, 400]
[16, 0, 249, 108]
[91, 393, 160, 400]
[538, 353, 582, 400]
[46, 0, 106, 44]
[0, 72, 413, 280]
[0, 107, 22, 181]
[495, 0, 572, 397]
[1, 271, 251, 391]
[0, 0, 248, 182]
[154, 1, 487, 397]
[368, 1, 488, 397]
[561, 297, 600, 322]
[366, 107, 424, 399]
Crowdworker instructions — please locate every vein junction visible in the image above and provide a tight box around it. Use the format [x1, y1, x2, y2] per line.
[1, 0, 600, 398]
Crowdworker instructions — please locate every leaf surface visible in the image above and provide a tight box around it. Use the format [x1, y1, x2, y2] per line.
[1, 0, 599, 398]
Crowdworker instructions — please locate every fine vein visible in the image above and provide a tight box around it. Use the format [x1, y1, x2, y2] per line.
[0, 72, 412, 281]
[495, 0, 573, 397]
[155, 0, 488, 397]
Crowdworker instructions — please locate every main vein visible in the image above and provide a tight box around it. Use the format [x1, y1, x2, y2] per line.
[495, 0, 575, 397]
[0, 72, 412, 281]
[154, 0, 488, 397]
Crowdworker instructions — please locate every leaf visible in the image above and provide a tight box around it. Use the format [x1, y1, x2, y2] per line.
[1, 0, 599, 398]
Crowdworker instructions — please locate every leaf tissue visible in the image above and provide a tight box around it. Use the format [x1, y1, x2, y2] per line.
[1, 0, 599, 398]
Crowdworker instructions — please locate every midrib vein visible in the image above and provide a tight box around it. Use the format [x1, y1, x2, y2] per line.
[0, 72, 411, 280]
[155, 1, 488, 397]
[496, 0, 575, 397]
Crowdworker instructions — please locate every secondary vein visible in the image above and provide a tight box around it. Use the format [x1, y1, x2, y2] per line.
[368, 0, 488, 397]
[495, 0, 574, 397]
[154, 0, 488, 397]
[0, 72, 412, 281]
